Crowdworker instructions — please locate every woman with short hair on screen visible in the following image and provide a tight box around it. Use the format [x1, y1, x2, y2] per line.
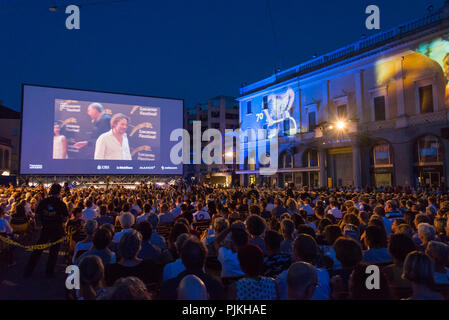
[53, 121, 67, 159]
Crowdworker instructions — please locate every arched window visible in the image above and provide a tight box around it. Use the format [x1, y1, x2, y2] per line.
[415, 135, 443, 165]
[302, 149, 319, 168]
[372, 141, 393, 167]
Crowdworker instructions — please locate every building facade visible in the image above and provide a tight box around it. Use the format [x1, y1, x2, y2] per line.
[237, 4, 449, 189]
[0, 102, 20, 175]
[184, 96, 239, 185]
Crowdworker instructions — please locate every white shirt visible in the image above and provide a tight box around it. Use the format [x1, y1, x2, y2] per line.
[301, 204, 315, 216]
[94, 130, 132, 160]
[82, 207, 98, 221]
[113, 228, 133, 243]
[218, 247, 244, 278]
[328, 207, 342, 219]
[53, 135, 67, 159]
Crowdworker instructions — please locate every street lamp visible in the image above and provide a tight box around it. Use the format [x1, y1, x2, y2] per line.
[336, 120, 347, 130]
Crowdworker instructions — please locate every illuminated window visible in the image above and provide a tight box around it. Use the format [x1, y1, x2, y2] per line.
[247, 101, 252, 114]
[415, 135, 442, 164]
[374, 96, 386, 121]
[302, 149, 319, 168]
[419, 85, 434, 113]
[373, 142, 392, 167]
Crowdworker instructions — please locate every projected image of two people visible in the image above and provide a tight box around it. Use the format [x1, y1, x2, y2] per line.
[53, 100, 160, 161]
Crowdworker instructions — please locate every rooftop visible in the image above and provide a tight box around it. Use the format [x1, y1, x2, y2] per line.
[0, 102, 20, 120]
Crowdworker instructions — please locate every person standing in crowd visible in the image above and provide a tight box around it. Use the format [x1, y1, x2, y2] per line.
[24, 183, 69, 278]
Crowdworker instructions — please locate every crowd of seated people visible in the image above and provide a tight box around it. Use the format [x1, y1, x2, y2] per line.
[1, 181, 449, 300]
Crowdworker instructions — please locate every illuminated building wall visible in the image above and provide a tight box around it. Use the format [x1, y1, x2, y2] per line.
[238, 3, 449, 189]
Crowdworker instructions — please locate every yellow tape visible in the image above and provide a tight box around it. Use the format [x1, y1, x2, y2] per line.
[0, 230, 77, 251]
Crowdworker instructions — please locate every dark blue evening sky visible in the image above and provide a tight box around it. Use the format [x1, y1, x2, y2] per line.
[0, 0, 443, 111]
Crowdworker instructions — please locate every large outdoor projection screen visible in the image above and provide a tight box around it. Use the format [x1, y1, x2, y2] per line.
[20, 84, 183, 175]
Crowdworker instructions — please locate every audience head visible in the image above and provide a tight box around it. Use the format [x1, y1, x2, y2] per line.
[237, 244, 264, 277]
[245, 215, 266, 237]
[177, 275, 208, 300]
[425, 241, 449, 269]
[388, 233, 416, 264]
[417, 223, 436, 246]
[334, 237, 363, 268]
[286, 262, 318, 300]
[108, 277, 151, 300]
[402, 251, 435, 288]
[324, 225, 342, 246]
[92, 227, 112, 250]
[118, 230, 142, 260]
[264, 230, 283, 255]
[78, 255, 105, 300]
[292, 233, 317, 264]
[119, 212, 135, 229]
[180, 238, 207, 270]
[85, 219, 98, 236]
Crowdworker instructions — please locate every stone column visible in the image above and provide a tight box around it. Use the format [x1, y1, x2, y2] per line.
[319, 149, 327, 187]
[393, 141, 414, 187]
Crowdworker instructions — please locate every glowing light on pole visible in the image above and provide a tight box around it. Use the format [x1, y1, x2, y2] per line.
[336, 120, 347, 130]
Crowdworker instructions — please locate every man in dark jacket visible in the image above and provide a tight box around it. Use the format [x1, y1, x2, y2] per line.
[24, 183, 69, 278]
[73, 102, 112, 158]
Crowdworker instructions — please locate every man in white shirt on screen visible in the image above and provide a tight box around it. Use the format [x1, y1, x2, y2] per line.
[94, 113, 132, 160]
